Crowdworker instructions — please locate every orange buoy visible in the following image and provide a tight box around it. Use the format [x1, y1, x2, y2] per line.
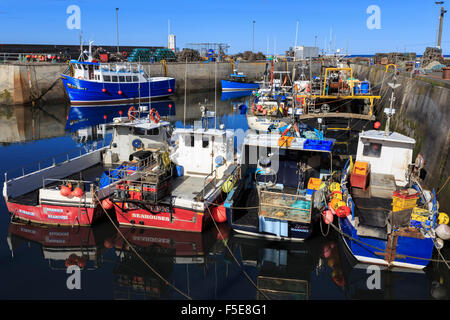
[101, 198, 114, 210]
[73, 187, 84, 197]
[168, 88, 172, 93]
[60, 185, 71, 197]
[102, 88, 107, 93]
[118, 90, 123, 95]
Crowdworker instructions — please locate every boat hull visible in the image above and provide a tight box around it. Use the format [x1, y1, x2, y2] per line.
[61, 75, 175, 106]
[5, 200, 106, 226]
[338, 216, 434, 270]
[221, 80, 259, 92]
[115, 204, 211, 233]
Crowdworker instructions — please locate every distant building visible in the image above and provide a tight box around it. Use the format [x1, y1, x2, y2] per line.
[168, 34, 176, 52]
[294, 46, 319, 60]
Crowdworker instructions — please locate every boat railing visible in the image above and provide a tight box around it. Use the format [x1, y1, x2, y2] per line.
[42, 178, 96, 191]
[258, 189, 313, 224]
[100, 155, 159, 189]
[4, 140, 108, 183]
[200, 169, 218, 201]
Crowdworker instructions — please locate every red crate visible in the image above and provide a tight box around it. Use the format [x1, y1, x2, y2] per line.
[350, 172, 369, 190]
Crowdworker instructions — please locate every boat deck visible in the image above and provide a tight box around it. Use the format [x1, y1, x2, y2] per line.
[170, 176, 207, 202]
[351, 186, 392, 239]
[232, 187, 259, 228]
[8, 163, 113, 207]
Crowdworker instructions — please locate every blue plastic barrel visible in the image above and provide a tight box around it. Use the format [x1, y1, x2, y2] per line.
[360, 81, 369, 94]
[176, 165, 184, 177]
[353, 86, 360, 94]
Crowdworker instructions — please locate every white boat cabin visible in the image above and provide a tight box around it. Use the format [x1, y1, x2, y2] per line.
[355, 130, 415, 187]
[170, 128, 235, 179]
[104, 115, 171, 164]
[70, 60, 154, 83]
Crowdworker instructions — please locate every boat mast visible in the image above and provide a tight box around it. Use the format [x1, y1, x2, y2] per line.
[385, 73, 400, 136]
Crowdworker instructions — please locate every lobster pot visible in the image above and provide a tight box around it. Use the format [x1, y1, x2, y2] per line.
[142, 175, 171, 203]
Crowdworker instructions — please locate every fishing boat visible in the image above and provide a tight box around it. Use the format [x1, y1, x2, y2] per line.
[246, 67, 295, 132]
[335, 81, 448, 269]
[224, 126, 335, 241]
[3, 108, 171, 226]
[110, 106, 239, 232]
[221, 72, 259, 92]
[60, 45, 175, 106]
[336, 130, 445, 270]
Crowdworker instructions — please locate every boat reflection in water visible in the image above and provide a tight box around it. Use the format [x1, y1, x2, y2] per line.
[226, 234, 328, 300]
[334, 234, 436, 299]
[111, 223, 231, 299]
[7, 221, 116, 271]
[66, 99, 177, 136]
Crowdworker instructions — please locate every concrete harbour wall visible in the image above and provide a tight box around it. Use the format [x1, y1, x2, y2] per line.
[0, 61, 297, 106]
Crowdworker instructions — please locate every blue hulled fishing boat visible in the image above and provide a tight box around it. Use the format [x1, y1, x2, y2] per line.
[221, 72, 259, 92]
[61, 50, 175, 106]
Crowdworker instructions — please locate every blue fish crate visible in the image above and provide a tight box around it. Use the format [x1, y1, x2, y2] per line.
[303, 139, 333, 151]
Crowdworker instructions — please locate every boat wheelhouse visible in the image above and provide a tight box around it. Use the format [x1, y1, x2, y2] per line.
[61, 60, 175, 106]
[224, 131, 335, 241]
[338, 130, 441, 270]
[111, 123, 238, 233]
[3, 112, 171, 226]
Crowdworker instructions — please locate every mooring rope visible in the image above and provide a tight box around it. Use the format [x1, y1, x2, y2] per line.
[205, 202, 271, 300]
[326, 218, 450, 268]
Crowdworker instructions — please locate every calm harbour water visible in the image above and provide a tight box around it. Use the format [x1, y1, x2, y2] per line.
[0, 91, 448, 300]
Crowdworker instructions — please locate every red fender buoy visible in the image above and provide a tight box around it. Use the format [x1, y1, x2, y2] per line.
[211, 205, 227, 223]
[73, 187, 83, 197]
[101, 198, 114, 210]
[60, 185, 71, 197]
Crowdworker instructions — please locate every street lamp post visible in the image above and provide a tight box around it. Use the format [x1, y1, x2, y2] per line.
[116, 8, 120, 54]
[252, 20, 255, 52]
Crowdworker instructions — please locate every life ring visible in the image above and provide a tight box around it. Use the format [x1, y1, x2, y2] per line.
[123, 51, 128, 57]
[162, 151, 171, 168]
[128, 106, 137, 120]
[150, 108, 160, 123]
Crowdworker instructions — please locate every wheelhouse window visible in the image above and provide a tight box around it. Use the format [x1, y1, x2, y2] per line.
[363, 142, 382, 158]
[111, 75, 118, 82]
[147, 128, 159, 136]
[132, 76, 139, 82]
[133, 127, 146, 136]
[126, 76, 132, 82]
[184, 134, 194, 147]
[103, 75, 111, 82]
[202, 135, 210, 148]
[118, 76, 125, 82]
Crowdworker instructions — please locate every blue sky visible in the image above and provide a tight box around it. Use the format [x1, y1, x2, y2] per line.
[0, 0, 448, 55]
